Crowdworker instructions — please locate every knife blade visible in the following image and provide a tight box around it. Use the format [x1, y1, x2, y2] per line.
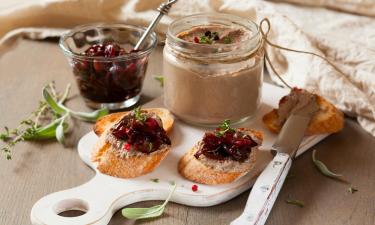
[231, 94, 318, 225]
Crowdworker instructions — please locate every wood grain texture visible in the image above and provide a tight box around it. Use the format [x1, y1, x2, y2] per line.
[0, 39, 374, 225]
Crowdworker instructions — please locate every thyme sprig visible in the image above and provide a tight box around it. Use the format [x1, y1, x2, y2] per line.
[134, 107, 147, 122]
[0, 82, 108, 160]
[194, 31, 224, 44]
[216, 119, 235, 137]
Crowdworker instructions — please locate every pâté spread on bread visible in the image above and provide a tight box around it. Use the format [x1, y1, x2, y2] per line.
[92, 108, 174, 178]
[179, 120, 263, 185]
[263, 88, 344, 135]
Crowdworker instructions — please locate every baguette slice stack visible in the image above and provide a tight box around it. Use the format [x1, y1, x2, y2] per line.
[92, 108, 174, 178]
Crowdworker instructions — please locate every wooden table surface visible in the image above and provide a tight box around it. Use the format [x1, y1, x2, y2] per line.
[0, 39, 374, 225]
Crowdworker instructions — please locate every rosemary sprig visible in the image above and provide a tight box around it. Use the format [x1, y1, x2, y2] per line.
[0, 82, 108, 160]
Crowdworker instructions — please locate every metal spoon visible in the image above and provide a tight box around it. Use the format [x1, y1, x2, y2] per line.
[133, 0, 178, 51]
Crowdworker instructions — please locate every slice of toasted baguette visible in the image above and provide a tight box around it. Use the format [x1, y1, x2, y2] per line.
[178, 129, 263, 185]
[95, 141, 171, 178]
[92, 108, 174, 178]
[263, 95, 344, 136]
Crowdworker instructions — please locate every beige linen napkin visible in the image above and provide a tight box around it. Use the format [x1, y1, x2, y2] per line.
[271, 0, 375, 17]
[1, 0, 375, 136]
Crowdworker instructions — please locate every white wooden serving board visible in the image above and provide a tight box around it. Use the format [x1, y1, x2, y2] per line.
[31, 83, 328, 225]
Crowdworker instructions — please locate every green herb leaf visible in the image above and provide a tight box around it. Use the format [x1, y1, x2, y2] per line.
[122, 183, 177, 220]
[23, 118, 68, 140]
[58, 83, 71, 104]
[27, 120, 57, 139]
[150, 178, 159, 183]
[71, 108, 109, 122]
[199, 36, 212, 44]
[56, 115, 68, 145]
[134, 107, 147, 122]
[0, 127, 10, 141]
[223, 36, 232, 44]
[312, 149, 342, 179]
[21, 119, 34, 126]
[216, 119, 235, 137]
[0, 134, 8, 141]
[2, 82, 108, 160]
[286, 199, 304, 208]
[347, 187, 358, 194]
[43, 87, 68, 115]
[2, 146, 11, 160]
[154, 76, 164, 87]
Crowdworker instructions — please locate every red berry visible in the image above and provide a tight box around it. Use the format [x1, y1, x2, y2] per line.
[93, 60, 103, 72]
[192, 184, 198, 192]
[104, 44, 116, 57]
[124, 143, 131, 151]
[146, 118, 159, 129]
[126, 63, 137, 74]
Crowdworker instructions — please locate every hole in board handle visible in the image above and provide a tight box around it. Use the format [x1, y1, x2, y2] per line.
[53, 199, 89, 218]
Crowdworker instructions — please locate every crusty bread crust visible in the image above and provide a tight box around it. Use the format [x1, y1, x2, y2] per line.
[263, 95, 344, 136]
[178, 128, 263, 185]
[96, 141, 171, 178]
[92, 108, 174, 178]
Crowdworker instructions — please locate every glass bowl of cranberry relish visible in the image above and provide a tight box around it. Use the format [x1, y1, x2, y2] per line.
[59, 24, 157, 110]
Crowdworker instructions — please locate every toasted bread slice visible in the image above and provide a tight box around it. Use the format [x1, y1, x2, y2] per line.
[92, 108, 174, 178]
[94, 108, 174, 137]
[178, 129, 263, 185]
[263, 94, 344, 136]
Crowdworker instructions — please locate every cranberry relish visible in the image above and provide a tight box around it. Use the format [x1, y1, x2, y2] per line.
[111, 111, 171, 154]
[72, 42, 147, 103]
[194, 121, 258, 162]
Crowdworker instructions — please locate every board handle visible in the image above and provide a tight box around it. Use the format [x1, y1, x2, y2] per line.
[31, 174, 124, 225]
[31, 173, 175, 225]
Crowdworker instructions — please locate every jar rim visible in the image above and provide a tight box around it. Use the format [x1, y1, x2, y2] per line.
[59, 23, 157, 62]
[166, 13, 261, 58]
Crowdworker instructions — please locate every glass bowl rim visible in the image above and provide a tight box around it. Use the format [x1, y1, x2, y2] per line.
[59, 23, 157, 61]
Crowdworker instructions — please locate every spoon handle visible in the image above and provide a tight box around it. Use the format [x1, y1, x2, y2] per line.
[134, 0, 178, 50]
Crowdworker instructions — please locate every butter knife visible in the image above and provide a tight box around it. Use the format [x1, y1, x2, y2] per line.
[231, 96, 318, 225]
